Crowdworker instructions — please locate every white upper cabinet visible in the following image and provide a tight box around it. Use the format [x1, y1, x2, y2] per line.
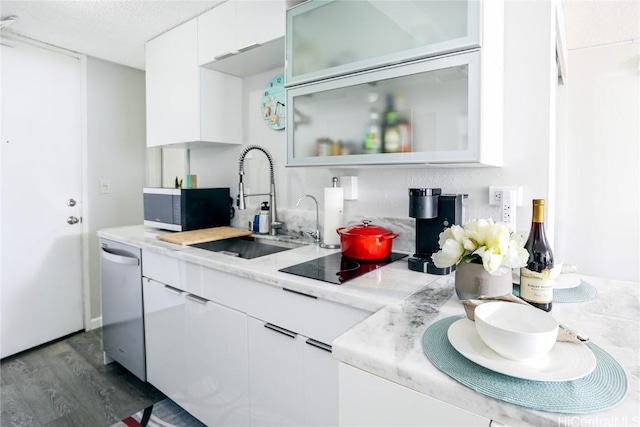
[197, 1, 235, 62]
[198, 0, 286, 77]
[286, 0, 481, 86]
[285, 0, 504, 167]
[287, 51, 503, 167]
[145, 18, 242, 148]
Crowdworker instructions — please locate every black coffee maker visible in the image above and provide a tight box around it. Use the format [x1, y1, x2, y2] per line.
[408, 188, 467, 275]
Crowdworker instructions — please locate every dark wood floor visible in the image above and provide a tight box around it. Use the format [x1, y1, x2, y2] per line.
[1, 328, 165, 427]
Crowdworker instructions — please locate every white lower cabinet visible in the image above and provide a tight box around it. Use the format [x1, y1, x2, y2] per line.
[339, 363, 491, 427]
[248, 317, 306, 426]
[143, 277, 249, 426]
[183, 294, 250, 426]
[247, 316, 338, 427]
[143, 278, 186, 399]
[303, 337, 339, 426]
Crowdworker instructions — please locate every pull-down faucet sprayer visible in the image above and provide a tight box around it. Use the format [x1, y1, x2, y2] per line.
[237, 145, 283, 236]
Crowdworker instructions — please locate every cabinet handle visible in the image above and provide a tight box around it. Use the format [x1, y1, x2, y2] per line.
[305, 338, 332, 353]
[283, 287, 317, 299]
[162, 285, 183, 295]
[264, 323, 297, 339]
[213, 51, 235, 60]
[185, 294, 208, 304]
[237, 42, 260, 53]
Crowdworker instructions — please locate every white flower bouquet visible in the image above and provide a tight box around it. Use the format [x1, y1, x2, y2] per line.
[431, 218, 529, 276]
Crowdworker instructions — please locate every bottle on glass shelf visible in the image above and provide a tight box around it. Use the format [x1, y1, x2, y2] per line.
[382, 95, 401, 153]
[363, 109, 381, 154]
[520, 199, 555, 312]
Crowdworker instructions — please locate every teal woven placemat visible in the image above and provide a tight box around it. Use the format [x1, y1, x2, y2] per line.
[422, 316, 628, 414]
[513, 280, 598, 303]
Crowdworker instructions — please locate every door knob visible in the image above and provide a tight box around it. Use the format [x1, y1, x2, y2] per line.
[67, 216, 80, 225]
[67, 198, 76, 207]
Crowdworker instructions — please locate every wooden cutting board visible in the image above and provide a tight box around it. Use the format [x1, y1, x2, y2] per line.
[156, 226, 253, 246]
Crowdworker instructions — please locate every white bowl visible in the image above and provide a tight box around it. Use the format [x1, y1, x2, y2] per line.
[474, 301, 559, 361]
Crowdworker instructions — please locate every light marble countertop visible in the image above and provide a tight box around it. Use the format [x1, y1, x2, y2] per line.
[97, 225, 434, 312]
[99, 225, 639, 426]
[333, 274, 640, 426]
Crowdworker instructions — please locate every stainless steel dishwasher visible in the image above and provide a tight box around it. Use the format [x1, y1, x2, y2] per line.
[100, 238, 146, 381]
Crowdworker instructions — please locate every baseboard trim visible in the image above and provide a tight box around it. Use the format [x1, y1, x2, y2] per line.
[88, 316, 102, 331]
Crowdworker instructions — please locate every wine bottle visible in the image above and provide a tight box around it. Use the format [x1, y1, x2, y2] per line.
[520, 199, 554, 311]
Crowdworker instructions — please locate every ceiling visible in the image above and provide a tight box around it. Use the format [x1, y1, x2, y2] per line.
[0, 0, 638, 71]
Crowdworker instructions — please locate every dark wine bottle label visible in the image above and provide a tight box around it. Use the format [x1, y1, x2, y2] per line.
[520, 267, 553, 303]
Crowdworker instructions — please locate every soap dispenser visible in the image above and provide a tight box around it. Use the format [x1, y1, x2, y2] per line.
[259, 201, 270, 234]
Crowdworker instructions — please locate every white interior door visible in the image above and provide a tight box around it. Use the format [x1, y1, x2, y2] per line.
[1, 39, 84, 358]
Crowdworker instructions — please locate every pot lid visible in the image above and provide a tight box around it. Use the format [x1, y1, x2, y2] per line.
[338, 220, 394, 237]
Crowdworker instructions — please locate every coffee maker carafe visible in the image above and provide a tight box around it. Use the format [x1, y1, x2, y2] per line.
[408, 188, 466, 275]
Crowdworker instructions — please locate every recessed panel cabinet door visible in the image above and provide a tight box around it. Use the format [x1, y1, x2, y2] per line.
[248, 317, 306, 426]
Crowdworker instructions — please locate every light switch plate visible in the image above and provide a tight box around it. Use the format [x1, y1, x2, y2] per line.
[100, 179, 110, 194]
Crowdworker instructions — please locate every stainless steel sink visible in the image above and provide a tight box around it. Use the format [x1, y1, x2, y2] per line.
[190, 235, 303, 259]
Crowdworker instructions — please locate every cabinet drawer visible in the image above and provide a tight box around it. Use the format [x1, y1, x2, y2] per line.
[142, 250, 181, 287]
[186, 266, 247, 313]
[246, 282, 371, 344]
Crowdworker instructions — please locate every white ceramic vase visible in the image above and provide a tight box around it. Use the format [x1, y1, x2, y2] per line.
[454, 260, 513, 300]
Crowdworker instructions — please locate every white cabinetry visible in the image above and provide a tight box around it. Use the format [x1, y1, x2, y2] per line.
[247, 317, 306, 426]
[285, 0, 504, 167]
[246, 281, 370, 426]
[339, 363, 491, 426]
[248, 317, 339, 427]
[303, 337, 339, 426]
[145, 18, 242, 148]
[141, 249, 371, 426]
[183, 294, 249, 425]
[142, 253, 249, 426]
[287, 50, 502, 167]
[143, 278, 186, 399]
[286, 0, 481, 86]
[198, 0, 286, 77]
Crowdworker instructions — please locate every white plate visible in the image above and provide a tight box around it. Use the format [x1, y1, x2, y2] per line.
[553, 273, 581, 289]
[447, 318, 596, 382]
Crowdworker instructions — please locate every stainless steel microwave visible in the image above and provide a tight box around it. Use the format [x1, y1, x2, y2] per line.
[143, 187, 232, 231]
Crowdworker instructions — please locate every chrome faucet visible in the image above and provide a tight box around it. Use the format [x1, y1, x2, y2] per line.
[237, 145, 283, 236]
[296, 194, 320, 244]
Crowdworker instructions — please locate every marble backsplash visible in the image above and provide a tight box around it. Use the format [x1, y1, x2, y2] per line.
[232, 208, 418, 254]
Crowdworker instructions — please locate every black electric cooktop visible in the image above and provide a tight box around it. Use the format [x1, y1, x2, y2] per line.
[278, 252, 407, 285]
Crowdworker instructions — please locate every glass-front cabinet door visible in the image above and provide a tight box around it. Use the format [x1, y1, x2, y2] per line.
[286, 0, 480, 86]
[286, 51, 499, 167]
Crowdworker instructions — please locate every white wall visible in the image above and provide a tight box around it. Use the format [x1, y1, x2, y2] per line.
[86, 57, 147, 324]
[556, 42, 639, 282]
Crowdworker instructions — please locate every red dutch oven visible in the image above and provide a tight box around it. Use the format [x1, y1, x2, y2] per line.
[336, 220, 399, 261]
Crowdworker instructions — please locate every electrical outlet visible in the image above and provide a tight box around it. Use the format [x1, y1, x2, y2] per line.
[500, 189, 517, 228]
[489, 186, 523, 206]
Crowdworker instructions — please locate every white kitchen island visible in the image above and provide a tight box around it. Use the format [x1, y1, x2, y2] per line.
[98, 225, 639, 426]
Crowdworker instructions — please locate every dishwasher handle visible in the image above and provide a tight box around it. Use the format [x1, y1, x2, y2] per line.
[101, 246, 140, 266]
